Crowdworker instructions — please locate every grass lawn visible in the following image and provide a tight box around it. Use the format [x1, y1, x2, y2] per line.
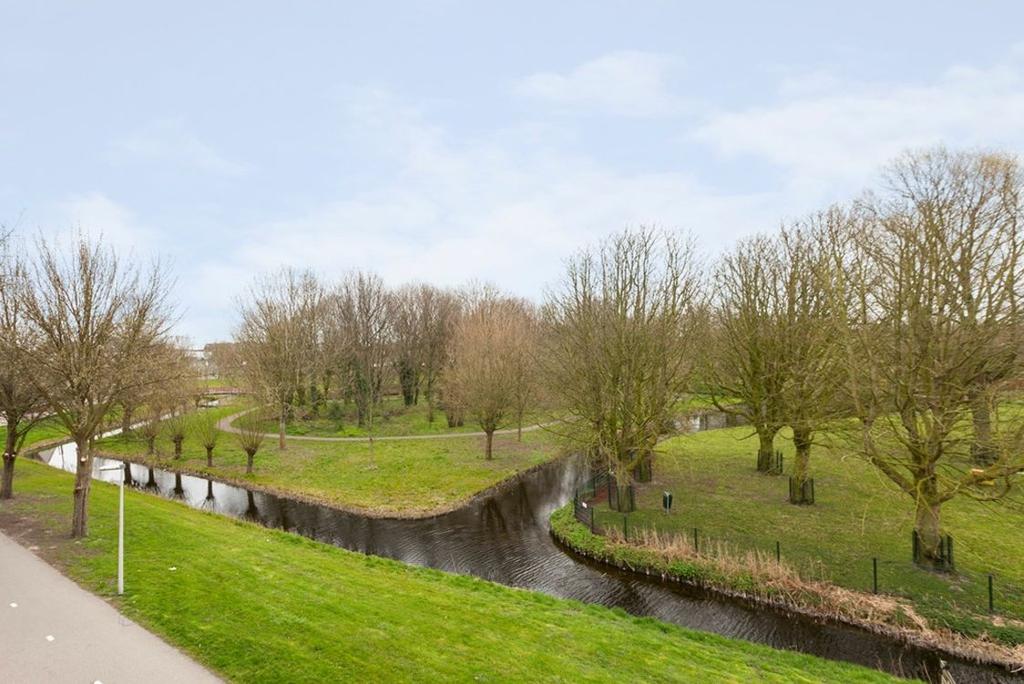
[1, 416, 69, 450]
[594, 424, 1024, 645]
[0, 460, 899, 683]
[253, 395, 550, 438]
[94, 401, 564, 516]
[196, 375, 243, 391]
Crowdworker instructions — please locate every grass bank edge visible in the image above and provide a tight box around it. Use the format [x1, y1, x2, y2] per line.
[549, 505, 1024, 672]
[0, 460, 898, 684]
[91, 446, 571, 520]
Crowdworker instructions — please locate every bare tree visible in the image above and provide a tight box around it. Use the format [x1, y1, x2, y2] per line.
[834, 148, 1024, 567]
[193, 411, 220, 466]
[335, 272, 391, 433]
[137, 405, 163, 455]
[445, 290, 529, 458]
[389, 285, 423, 406]
[235, 410, 266, 474]
[415, 285, 460, 423]
[0, 234, 47, 499]
[707, 235, 787, 472]
[156, 345, 196, 459]
[236, 268, 323, 450]
[21, 236, 173, 537]
[543, 228, 704, 482]
[774, 215, 846, 503]
[508, 302, 540, 441]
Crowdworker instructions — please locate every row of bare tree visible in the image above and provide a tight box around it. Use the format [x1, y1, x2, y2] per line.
[233, 275, 541, 457]
[707, 148, 1024, 567]
[3, 146, 1022, 569]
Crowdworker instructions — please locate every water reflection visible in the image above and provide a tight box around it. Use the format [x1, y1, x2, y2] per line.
[33, 414, 1014, 683]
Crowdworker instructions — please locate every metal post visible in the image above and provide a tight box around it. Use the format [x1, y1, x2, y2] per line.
[99, 464, 125, 595]
[118, 475, 124, 595]
[872, 558, 878, 594]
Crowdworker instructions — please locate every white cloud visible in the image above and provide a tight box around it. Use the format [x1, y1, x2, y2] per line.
[110, 118, 251, 177]
[57, 192, 158, 256]
[514, 51, 688, 117]
[216, 88, 770, 313]
[692, 49, 1024, 193]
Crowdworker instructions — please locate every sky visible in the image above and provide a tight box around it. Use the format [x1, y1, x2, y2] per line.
[3, 2, 1024, 343]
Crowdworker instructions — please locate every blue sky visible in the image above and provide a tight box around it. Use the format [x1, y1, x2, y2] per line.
[3, 2, 1024, 342]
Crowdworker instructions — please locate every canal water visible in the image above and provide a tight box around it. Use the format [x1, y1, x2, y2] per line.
[34, 415, 1018, 683]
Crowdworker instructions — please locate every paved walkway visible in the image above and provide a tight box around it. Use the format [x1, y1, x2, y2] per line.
[217, 408, 553, 443]
[0, 531, 220, 683]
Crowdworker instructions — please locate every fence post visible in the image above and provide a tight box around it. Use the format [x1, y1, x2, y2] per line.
[623, 514, 628, 541]
[775, 541, 780, 563]
[590, 507, 595, 533]
[872, 558, 878, 594]
[989, 574, 994, 614]
[693, 527, 699, 553]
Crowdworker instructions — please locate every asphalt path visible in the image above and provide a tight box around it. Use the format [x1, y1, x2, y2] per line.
[0, 531, 220, 683]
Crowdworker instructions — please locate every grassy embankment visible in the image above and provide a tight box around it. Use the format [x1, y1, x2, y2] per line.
[0, 459, 900, 683]
[254, 395, 550, 438]
[94, 400, 564, 517]
[582, 423, 1024, 646]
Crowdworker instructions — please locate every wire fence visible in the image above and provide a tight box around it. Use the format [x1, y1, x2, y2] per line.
[572, 471, 1024, 621]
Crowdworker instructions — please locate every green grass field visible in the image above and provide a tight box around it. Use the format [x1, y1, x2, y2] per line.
[251, 395, 550, 439]
[592, 424, 1024, 644]
[1, 416, 69, 450]
[94, 402, 563, 516]
[0, 459, 898, 683]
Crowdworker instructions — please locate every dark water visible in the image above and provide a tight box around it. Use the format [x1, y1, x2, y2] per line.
[35, 416, 1019, 683]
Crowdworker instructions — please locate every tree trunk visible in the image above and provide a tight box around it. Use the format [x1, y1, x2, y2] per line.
[173, 437, 183, 459]
[146, 435, 155, 455]
[1, 427, 17, 498]
[121, 408, 133, 437]
[1, 453, 15, 500]
[426, 397, 435, 423]
[971, 393, 995, 464]
[71, 436, 92, 538]
[399, 361, 417, 406]
[517, 409, 524, 442]
[246, 451, 254, 474]
[278, 407, 287, 451]
[485, 430, 494, 460]
[206, 445, 214, 467]
[756, 427, 776, 472]
[914, 494, 944, 568]
[791, 426, 812, 505]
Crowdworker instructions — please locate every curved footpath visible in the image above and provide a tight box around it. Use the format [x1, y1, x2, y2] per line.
[0, 531, 220, 683]
[216, 408, 551, 442]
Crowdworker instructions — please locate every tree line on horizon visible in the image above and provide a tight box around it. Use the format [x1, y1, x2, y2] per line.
[2, 145, 1023, 569]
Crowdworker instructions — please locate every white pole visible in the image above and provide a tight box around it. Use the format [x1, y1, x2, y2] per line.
[99, 464, 125, 595]
[117, 474, 124, 595]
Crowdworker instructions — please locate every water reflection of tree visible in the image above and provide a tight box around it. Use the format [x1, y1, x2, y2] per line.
[145, 467, 157, 490]
[199, 479, 215, 510]
[172, 473, 185, 499]
[122, 462, 133, 486]
[243, 490, 260, 521]
[479, 496, 508, 533]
